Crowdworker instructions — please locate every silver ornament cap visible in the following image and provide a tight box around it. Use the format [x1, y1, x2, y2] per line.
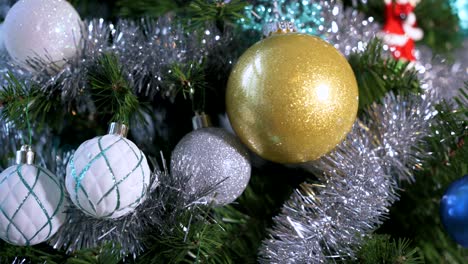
[263, 21, 297, 37]
[192, 112, 212, 130]
[16, 145, 35, 165]
[108, 122, 129, 137]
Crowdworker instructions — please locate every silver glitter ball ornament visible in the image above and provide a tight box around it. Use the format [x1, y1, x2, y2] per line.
[170, 127, 251, 206]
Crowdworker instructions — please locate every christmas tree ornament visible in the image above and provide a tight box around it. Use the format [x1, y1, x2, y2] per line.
[261, 124, 397, 262]
[171, 113, 251, 206]
[226, 25, 359, 164]
[0, 145, 66, 246]
[65, 123, 151, 219]
[240, 0, 323, 35]
[3, 0, 83, 69]
[381, 0, 423, 61]
[453, 0, 468, 35]
[440, 174, 468, 247]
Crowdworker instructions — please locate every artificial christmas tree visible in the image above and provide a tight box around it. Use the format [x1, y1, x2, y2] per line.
[0, 0, 466, 263]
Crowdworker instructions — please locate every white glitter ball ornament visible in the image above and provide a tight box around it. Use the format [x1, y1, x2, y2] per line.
[65, 129, 151, 219]
[3, 0, 82, 69]
[171, 127, 251, 206]
[0, 146, 67, 246]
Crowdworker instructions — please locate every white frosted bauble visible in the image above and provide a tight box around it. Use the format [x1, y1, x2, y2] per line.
[66, 135, 151, 219]
[3, 0, 82, 69]
[0, 164, 67, 246]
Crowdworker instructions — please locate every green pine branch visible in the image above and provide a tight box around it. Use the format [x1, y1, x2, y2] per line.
[88, 53, 141, 125]
[138, 167, 298, 264]
[183, 0, 247, 31]
[116, 0, 182, 18]
[65, 243, 123, 264]
[0, 73, 63, 130]
[0, 241, 64, 264]
[379, 85, 468, 262]
[0, 241, 122, 264]
[348, 39, 421, 110]
[169, 61, 208, 113]
[138, 206, 250, 264]
[356, 234, 424, 264]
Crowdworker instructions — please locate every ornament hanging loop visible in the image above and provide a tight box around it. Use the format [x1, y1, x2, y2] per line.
[192, 112, 212, 130]
[16, 145, 35, 165]
[108, 122, 129, 137]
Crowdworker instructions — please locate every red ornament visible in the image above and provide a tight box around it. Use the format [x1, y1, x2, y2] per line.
[381, 0, 424, 61]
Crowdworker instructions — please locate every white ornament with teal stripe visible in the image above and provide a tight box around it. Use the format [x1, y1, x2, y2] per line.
[65, 124, 151, 219]
[0, 145, 66, 246]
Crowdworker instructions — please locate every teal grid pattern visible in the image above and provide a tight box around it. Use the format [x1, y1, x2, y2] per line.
[0, 164, 65, 246]
[68, 135, 149, 219]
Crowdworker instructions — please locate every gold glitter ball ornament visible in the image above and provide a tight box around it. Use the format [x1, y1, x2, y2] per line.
[226, 33, 358, 163]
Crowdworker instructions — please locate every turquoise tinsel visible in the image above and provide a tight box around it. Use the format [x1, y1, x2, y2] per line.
[452, 0, 468, 35]
[239, 0, 324, 34]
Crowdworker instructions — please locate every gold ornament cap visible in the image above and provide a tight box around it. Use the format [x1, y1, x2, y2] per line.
[263, 21, 297, 37]
[16, 145, 35, 165]
[108, 122, 129, 137]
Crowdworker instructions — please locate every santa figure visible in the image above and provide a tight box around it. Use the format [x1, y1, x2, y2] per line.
[381, 0, 424, 61]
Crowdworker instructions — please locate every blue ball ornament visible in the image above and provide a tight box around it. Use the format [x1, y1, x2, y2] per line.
[440, 174, 468, 247]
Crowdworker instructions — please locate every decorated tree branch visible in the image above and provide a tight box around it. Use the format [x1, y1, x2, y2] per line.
[0, 0, 466, 263]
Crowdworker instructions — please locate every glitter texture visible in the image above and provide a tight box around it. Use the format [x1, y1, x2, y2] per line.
[226, 33, 358, 163]
[170, 127, 251, 206]
[2, 0, 83, 69]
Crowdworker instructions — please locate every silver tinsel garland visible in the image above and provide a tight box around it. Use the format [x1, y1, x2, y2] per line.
[261, 123, 398, 263]
[416, 40, 468, 102]
[0, 9, 235, 258]
[0, 0, 465, 262]
[258, 0, 452, 262]
[259, 92, 436, 263]
[316, 0, 378, 56]
[0, 122, 221, 258]
[48, 152, 220, 257]
[365, 93, 437, 182]
[0, 15, 231, 104]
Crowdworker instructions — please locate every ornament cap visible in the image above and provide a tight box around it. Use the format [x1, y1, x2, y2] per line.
[192, 112, 212, 130]
[263, 21, 297, 37]
[108, 122, 129, 137]
[16, 145, 35, 165]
